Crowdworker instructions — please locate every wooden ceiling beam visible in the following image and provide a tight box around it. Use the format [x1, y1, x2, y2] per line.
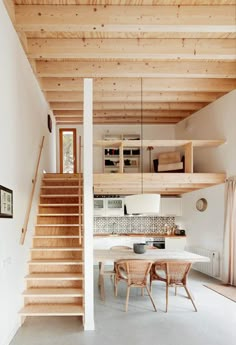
[55, 116, 183, 124]
[15, 5, 236, 33]
[28, 38, 236, 60]
[14, 1, 236, 5]
[50, 101, 207, 111]
[36, 60, 236, 78]
[24, 31, 236, 40]
[41, 77, 236, 92]
[53, 109, 191, 117]
[46, 90, 224, 102]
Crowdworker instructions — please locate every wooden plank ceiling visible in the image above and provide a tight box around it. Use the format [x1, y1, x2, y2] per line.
[6, 0, 236, 124]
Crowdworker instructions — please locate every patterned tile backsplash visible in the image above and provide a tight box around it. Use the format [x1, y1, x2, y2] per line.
[94, 216, 175, 234]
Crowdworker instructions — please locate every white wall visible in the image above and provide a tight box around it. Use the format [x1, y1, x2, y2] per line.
[176, 90, 236, 175]
[0, 2, 56, 345]
[175, 91, 236, 269]
[57, 124, 175, 173]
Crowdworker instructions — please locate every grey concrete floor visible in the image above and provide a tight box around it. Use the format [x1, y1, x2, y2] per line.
[10, 268, 236, 345]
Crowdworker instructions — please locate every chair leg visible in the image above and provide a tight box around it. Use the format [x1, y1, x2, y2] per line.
[100, 275, 105, 301]
[166, 284, 169, 312]
[98, 262, 102, 287]
[141, 287, 144, 296]
[145, 286, 157, 312]
[125, 286, 130, 312]
[184, 286, 197, 312]
[115, 277, 118, 297]
[175, 286, 177, 296]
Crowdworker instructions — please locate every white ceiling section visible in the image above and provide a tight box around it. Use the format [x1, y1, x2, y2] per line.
[4, 0, 236, 125]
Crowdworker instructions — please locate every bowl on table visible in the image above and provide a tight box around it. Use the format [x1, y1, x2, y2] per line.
[133, 243, 146, 254]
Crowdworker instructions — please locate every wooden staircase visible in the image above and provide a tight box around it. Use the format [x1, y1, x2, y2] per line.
[19, 173, 84, 323]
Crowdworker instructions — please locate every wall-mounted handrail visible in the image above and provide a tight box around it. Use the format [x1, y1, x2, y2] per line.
[20, 136, 45, 245]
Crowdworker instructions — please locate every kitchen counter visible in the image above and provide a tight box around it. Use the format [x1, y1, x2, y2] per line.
[94, 233, 187, 250]
[94, 233, 186, 238]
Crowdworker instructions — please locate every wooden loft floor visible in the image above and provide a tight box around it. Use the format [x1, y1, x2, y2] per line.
[93, 173, 226, 195]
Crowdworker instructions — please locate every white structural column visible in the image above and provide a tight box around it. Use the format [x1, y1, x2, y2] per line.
[83, 78, 95, 330]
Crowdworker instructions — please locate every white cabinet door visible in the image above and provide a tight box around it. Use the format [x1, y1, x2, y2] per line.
[160, 197, 182, 216]
[165, 237, 186, 250]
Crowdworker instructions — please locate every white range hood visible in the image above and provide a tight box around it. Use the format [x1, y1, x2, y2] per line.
[125, 194, 161, 215]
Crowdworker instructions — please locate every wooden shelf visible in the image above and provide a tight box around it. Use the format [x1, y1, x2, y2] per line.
[102, 133, 141, 173]
[96, 139, 225, 148]
[97, 138, 225, 175]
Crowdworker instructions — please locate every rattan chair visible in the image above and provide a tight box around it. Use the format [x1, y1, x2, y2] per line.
[150, 261, 197, 312]
[98, 246, 132, 301]
[115, 259, 157, 312]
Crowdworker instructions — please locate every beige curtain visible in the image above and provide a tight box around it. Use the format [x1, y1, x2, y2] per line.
[222, 176, 236, 286]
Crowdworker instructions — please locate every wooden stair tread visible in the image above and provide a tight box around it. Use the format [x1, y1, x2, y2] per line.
[41, 195, 83, 197]
[28, 259, 83, 265]
[25, 273, 83, 280]
[39, 203, 82, 206]
[41, 186, 82, 189]
[33, 235, 83, 239]
[31, 247, 83, 251]
[23, 288, 83, 296]
[37, 213, 83, 217]
[43, 177, 83, 180]
[36, 224, 83, 227]
[19, 304, 84, 316]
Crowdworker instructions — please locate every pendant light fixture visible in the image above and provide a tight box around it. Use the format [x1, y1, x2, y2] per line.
[125, 78, 160, 215]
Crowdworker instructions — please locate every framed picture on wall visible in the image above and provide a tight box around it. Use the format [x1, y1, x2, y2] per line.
[0, 185, 13, 218]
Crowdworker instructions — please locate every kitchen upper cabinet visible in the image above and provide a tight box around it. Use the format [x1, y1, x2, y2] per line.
[160, 197, 182, 217]
[94, 198, 124, 217]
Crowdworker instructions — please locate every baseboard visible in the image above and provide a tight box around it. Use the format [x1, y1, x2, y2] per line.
[0, 319, 20, 345]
